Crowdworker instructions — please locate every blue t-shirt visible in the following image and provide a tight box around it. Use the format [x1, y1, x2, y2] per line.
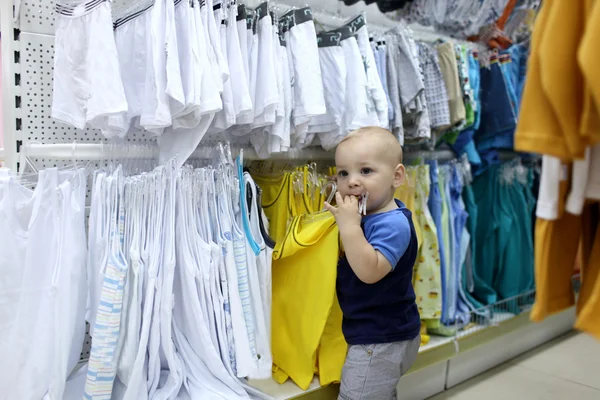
[336, 199, 420, 345]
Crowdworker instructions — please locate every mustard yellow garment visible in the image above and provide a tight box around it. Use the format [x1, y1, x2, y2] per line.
[578, 0, 600, 145]
[271, 212, 345, 390]
[317, 291, 347, 386]
[530, 172, 580, 322]
[514, 0, 570, 160]
[394, 167, 423, 250]
[539, 0, 587, 159]
[574, 205, 600, 340]
[412, 165, 442, 320]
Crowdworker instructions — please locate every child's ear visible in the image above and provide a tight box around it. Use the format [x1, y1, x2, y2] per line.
[392, 164, 405, 188]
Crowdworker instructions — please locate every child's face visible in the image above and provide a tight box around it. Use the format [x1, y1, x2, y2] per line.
[334, 137, 403, 215]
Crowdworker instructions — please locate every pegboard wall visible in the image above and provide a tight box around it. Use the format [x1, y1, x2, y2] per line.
[12, 0, 159, 169]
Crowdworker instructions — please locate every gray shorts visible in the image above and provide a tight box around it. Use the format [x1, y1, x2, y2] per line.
[338, 335, 421, 400]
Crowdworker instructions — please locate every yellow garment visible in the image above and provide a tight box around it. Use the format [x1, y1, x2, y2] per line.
[271, 212, 346, 390]
[317, 292, 346, 386]
[254, 173, 294, 243]
[514, 0, 570, 160]
[574, 205, 600, 340]
[578, 0, 600, 145]
[436, 42, 466, 126]
[530, 173, 579, 322]
[395, 168, 423, 249]
[539, 0, 587, 159]
[412, 165, 442, 320]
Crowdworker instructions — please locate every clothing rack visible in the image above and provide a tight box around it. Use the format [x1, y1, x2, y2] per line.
[244, 0, 478, 47]
[0, 0, 483, 172]
[19, 142, 458, 164]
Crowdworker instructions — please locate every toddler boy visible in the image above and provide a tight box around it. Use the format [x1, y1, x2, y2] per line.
[324, 127, 421, 400]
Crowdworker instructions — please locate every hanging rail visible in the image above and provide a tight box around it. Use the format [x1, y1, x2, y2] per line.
[19, 143, 458, 163]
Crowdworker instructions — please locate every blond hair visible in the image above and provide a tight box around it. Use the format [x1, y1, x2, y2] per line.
[339, 126, 403, 164]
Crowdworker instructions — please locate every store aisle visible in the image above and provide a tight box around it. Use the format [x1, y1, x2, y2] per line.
[428, 332, 600, 400]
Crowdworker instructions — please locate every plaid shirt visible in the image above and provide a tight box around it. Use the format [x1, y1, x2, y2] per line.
[418, 43, 451, 129]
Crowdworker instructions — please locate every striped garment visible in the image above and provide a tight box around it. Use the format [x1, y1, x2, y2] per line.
[84, 206, 127, 399]
[233, 233, 257, 358]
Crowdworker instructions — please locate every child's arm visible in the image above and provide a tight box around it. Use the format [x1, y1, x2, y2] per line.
[324, 193, 393, 284]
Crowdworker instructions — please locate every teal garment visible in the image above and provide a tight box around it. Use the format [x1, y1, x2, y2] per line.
[471, 165, 500, 299]
[470, 164, 536, 306]
[494, 176, 534, 300]
[462, 183, 497, 306]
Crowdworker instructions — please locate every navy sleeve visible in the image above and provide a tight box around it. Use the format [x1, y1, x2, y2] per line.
[364, 212, 411, 271]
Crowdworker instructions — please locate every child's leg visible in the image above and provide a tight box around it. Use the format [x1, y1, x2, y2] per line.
[338, 335, 420, 400]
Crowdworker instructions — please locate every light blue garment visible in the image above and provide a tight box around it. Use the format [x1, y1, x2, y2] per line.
[449, 165, 474, 325]
[238, 156, 261, 256]
[85, 177, 128, 400]
[468, 51, 481, 130]
[442, 166, 457, 325]
[427, 160, 446, 320]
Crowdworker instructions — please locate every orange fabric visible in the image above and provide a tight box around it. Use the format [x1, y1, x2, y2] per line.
[467, 0, 516, 49]
[515, 0, 572, 160]
[539, 0, 587, 160]
[578, 0, 600, 145]
[530, 174, 580, 322]
[574, 208, 600, 340]
[497, 0, 518, 29]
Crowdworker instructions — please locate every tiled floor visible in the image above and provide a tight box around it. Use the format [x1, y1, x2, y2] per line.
[429, 332, 600, 400]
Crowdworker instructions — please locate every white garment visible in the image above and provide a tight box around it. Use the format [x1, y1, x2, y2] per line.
[237, 9, 250, 86]
[152, 165, 184, 400]
[314, 41, 347, 150]
[206, 0, 229, 86]
[122, 175, 162, 400]
[165, 0, 186, 119]
[52, 0, 127, 131]
[115, 181, 144, 391]
[107, 6, 152, 138]
[536, 155, 562, 220]
[251, 23, 287, 158]
[157, 0, 221, 168]
[288, 12, 326, 146]
[0, 169, 62, 399]
[211, 20, 236, 132]
[251, 10, 279, 129]
[146, 177, 166, 399]
[226, 4, 253, 122]
[86, 172, 110, 335]
[140, 0, 172, 134]
[215, 179, 255, 379]
[354, 23, 389, 128]
[341, 36, 373, 134]
[47, 170, 88, 400]
[171, 0, 202, 129]
[172, 176, 248, 399]
[565, 144, 600, 215]
[242, 173, 273, 379]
